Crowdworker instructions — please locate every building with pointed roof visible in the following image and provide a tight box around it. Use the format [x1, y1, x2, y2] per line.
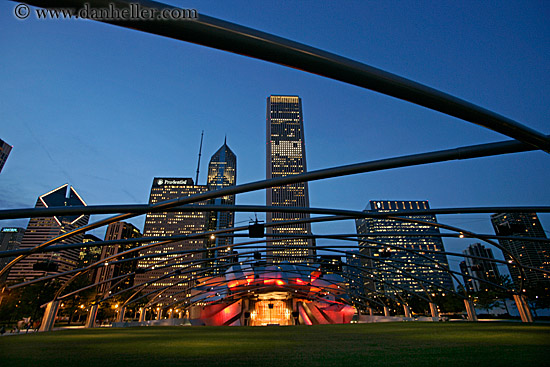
[204, 138, 237, 274]
[7, 184, 89, 283]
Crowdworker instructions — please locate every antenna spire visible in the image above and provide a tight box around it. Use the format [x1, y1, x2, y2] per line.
[195, 130, 204, 184]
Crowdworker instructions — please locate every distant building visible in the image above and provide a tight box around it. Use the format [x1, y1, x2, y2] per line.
[7, 184, 89, 283]
[266, 95, 314, 263]
[0, 227, 25, 283]
[204, 139, 237, 275]
[134, 178, 208, 305]
[459, 243, 501, 292]
[355, 200, 454, 296]
[77, 234, 103, 282]
[319, 255, 343, 275]
[491, 212, 549, 290]
[95, 222, 142, 296]
[0, 138, 12, 174]
[344, 250, 367, 310]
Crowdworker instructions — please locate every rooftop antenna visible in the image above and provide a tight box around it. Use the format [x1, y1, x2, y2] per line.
[195, 130, 204, 184]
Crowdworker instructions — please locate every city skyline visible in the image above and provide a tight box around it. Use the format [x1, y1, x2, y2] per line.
[1, 1, 549, 280]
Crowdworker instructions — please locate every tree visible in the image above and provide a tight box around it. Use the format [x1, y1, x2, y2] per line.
[0, 280, 60, 325]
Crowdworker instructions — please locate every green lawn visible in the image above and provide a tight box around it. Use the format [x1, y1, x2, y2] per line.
[1, 323, 549, 367]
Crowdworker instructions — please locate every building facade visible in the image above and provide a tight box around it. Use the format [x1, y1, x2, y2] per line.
[266, 95, 314, 263]
[78, 234, 103, 282]
[95, 222, 142, 296]
[134, 178, 208, 305]
[0, 138, 12, 174]
[355, 200, 454, 296]
[0, 227, 25, 283]
[7, 184, 89, 283]
[459, 243, 501, 293]
[344, 250, 367, 310]
[491, 212, 549, 290]
[204, 139, 237, 274]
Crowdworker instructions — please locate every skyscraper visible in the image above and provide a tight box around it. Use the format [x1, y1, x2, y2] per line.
[0, 138, 12, 174]
[95, 222, 142, 296]
[459, 243, 501, 293]
[7, 184, 89, 283]
[491, 212, 549, 290]
[266, 95, 314, 263]
[0, 227, 25, 283]
[204, 139, 237, 274]
[134, 178, 207, 304]
[355, 200, 454, 296]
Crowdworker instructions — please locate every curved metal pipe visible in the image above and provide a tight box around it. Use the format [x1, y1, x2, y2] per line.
[18, 0, 550, 151]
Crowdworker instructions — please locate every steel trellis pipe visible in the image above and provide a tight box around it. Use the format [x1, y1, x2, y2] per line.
[16, 0, 550, 151]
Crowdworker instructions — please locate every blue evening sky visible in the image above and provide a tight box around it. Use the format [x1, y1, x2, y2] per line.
[1, 1, 549, 276]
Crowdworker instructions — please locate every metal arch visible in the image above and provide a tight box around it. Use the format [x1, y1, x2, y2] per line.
[9, 232, 527, 309]
[38, 236, 513, 317]
[18, 0, 550, 151]
[0, 136, 542, 280]
[6, 210, 547, 297]
[63, 240, 459, 312]
[87, 239, 513, 312]
[4, 230, 550, 259]
[2, 203, 545, 316]
[57, 241, 442, 312]
[2, 232, 548, 301]
[3, 204, 550, 222]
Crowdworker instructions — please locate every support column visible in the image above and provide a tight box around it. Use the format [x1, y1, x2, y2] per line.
[429, 302, 439, 320]
[464, 299, 477, 322]
[167, 309, 173, 319]
[403, 304, 412, 318]
[241, 298, 250, 326]
[138, 308, 146, 322]
[513, 294, 534, 323]
[39, 300, 60, 332]
[85, 304, 98, 328]
[156, 308, 163, 320]
[116, 307, 126, 323]
[368, 307, 373, 316]
[383, 306, 390, 317]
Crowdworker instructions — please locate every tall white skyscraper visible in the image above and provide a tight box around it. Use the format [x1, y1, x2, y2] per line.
[266, 95, 314, 263]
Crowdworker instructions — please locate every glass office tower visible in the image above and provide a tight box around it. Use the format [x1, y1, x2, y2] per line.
[356, 200, 454, 295]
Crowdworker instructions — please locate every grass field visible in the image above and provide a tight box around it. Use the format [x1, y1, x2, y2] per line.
[1, 323, 549, 367]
